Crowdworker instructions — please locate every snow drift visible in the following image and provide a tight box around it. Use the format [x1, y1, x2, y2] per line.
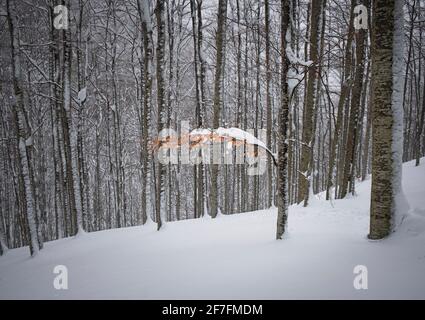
[0, 159, 425, 299]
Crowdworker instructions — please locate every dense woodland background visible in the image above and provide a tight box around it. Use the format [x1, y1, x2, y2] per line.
[0, 0, 424, 256]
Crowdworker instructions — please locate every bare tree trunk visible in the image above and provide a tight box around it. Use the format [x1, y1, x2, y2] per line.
[155, 0, 166, 230]
[339, 0, 368, 198]
[369, 0, 406, 239]
[253, 1, 261, 211]
[190, 0, 201, 218]
[298, 0, 323, 206]
[265, 0, 273, 208]
[196, 0, 206, 217]
[138, 0, 153, 225]
[210, 0, 227, 218]
[58, 0, 83, 235]
[402, 0, 416, 161]
[361, 97, 372, 181]
[326, 1, 355, 200]
[6, 0, 40, 256]
[0, 227, 7, 256]
[276, 0, 291, 239]
[415, 62, 425, 166]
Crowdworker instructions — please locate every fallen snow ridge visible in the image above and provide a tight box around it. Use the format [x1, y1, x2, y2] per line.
[0, 159, 425, 299]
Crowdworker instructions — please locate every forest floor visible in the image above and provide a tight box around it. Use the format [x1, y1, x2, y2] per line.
[1, 159, 425, 299]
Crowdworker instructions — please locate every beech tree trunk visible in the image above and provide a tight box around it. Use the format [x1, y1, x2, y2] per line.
[369, 0, 405, 239]
[210, 0, 227, 218]
[298, 0, 323, 206]
[276, 0, 291, 239]
[155, 0, 166, 230]
[6, 0, 41, 256]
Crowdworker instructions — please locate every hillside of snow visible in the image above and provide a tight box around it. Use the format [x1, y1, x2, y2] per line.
[1, 159, 425, 299]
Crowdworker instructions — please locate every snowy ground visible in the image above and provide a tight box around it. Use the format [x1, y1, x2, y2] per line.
[1, 159, 425, 299]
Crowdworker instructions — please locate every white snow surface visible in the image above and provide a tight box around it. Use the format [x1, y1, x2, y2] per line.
[1, 159, 425, 299]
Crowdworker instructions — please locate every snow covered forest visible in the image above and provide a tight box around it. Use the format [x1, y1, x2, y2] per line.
[0, 0, 424, 267]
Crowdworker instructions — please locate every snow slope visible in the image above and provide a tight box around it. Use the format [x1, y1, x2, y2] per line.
[1, 160, 425, 299]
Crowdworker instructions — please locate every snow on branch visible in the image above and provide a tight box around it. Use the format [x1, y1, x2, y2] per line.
[152, 127, 278, 166]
